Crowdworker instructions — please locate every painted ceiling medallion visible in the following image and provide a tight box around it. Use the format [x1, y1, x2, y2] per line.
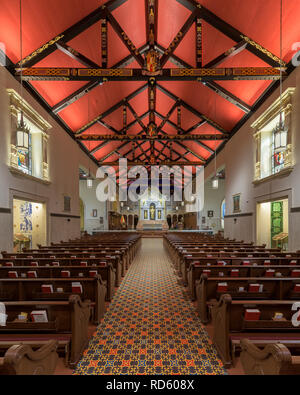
[143, 50, 162, 76]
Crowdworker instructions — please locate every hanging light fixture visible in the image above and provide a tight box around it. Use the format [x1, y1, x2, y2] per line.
[273, 0, 287, 154]
[87, 94, 93, 189]
[16, 0, 29, 153]
[212, 94, 219, 189]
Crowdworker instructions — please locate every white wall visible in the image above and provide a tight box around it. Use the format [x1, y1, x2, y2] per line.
[199, 177, 225, 233]
[79, 180, 108, 234]
[0, 66, 98, 252]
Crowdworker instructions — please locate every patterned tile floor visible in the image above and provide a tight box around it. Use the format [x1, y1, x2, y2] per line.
[73, 238, 227, 375]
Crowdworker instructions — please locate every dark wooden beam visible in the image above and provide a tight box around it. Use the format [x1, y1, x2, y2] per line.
[203, 81, 251, 113]
[160, 10, 199, 67]
[18, 67, 283, 81]
[176, 0, 286, 67]
[56, 43, 100, 68]
[51, 45, 149, 114]
[100, 160, 203, 166]
[126, 101, 148, 133]
[89, 112, 149, 155]
[17, 0, 127, 68]
[155, 43, 253, 113]
[148, 78, 156, 124]
[106, 11, 145, 67]
[77, 134, 227, 141]
[101, 18, 108, 68]
[155, 111, 214, 155]
[156, 100, 179, 133]
[204, 40, 247, 68]
[145, 0, 158, 47]
[196, 16, 203, 68]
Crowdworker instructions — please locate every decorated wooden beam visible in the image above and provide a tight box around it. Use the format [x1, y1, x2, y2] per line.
[51, 45, 149, 114]
[89, 112, 149, 155]
[148, 78, 156, 125]
[155, 112, 214, 155]
[98, 160, 204, 166]
[156, 83, 229, 135]
[17, 67, 284, 81]
[106, 11, 145, 67]
[122, 105, 127, 133]
[76, 133, 227, 141]
[101, 18, 108, 68]
[155, 43, 253, 113]
[75, 83, 147, 134]
[177, 105, 181, 130]
[16, 0, 127, 68]
[145, 0, 158, 48]
[196, 16, 203, 68]
[176, 0, 286, 68]
[160, 10, 199, 67]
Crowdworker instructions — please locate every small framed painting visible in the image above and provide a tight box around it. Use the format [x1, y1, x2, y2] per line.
[207, 210, 214, 218]
[99, 216, 103, 224]
[233, 194, 241, 213]
[92, 209, 98, 217]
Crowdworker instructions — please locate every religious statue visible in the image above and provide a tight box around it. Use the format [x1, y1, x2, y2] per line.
[144, 210, 148, 220]
[157, 210, 161, 219]
[150, 203, 156, 220]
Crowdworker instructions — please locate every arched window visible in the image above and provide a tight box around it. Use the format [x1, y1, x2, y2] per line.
[221, 199, 226, 229]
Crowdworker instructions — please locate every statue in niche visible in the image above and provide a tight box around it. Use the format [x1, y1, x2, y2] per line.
[150, 203, 156, 220]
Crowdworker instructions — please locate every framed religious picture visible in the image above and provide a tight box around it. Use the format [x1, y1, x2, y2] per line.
[144, 210, 148, 219]
[202, 216, 206, 224]
[207, 210, 214, 218]
[92, 209, 97, 217]
[233, 194, 241, 213]
[99, 216, 103, 224]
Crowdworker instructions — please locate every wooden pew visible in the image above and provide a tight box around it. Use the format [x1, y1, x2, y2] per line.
[240, 339, 300, 375]
[0, 276, 106, 324]
[0, 295, 90, 367]
[187, 264, 300, 300]
[0, 262, 115, 303]
[211, 294, 300, 367]
[196, 274, 300, 324]
[0, 340, 58, 375]
[1, 253, 123, 286]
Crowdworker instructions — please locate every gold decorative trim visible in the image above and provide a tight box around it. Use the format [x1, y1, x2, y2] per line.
[18, 35, 64, 66]
[251, 88, 295, 132]
[240, 35, 286, 67]
[6, 89, 52, 132]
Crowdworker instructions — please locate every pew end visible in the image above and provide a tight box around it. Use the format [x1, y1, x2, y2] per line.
[240, 339, 300, 375]
[0, 340, 58, 375]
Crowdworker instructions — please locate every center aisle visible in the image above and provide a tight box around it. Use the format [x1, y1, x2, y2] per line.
[73, 238, 226, 375]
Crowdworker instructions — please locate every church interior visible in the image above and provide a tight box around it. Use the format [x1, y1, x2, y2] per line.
[0, 0, 300, 377]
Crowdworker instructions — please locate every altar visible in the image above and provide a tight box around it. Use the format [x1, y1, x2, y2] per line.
[136, 219, 169, 231]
